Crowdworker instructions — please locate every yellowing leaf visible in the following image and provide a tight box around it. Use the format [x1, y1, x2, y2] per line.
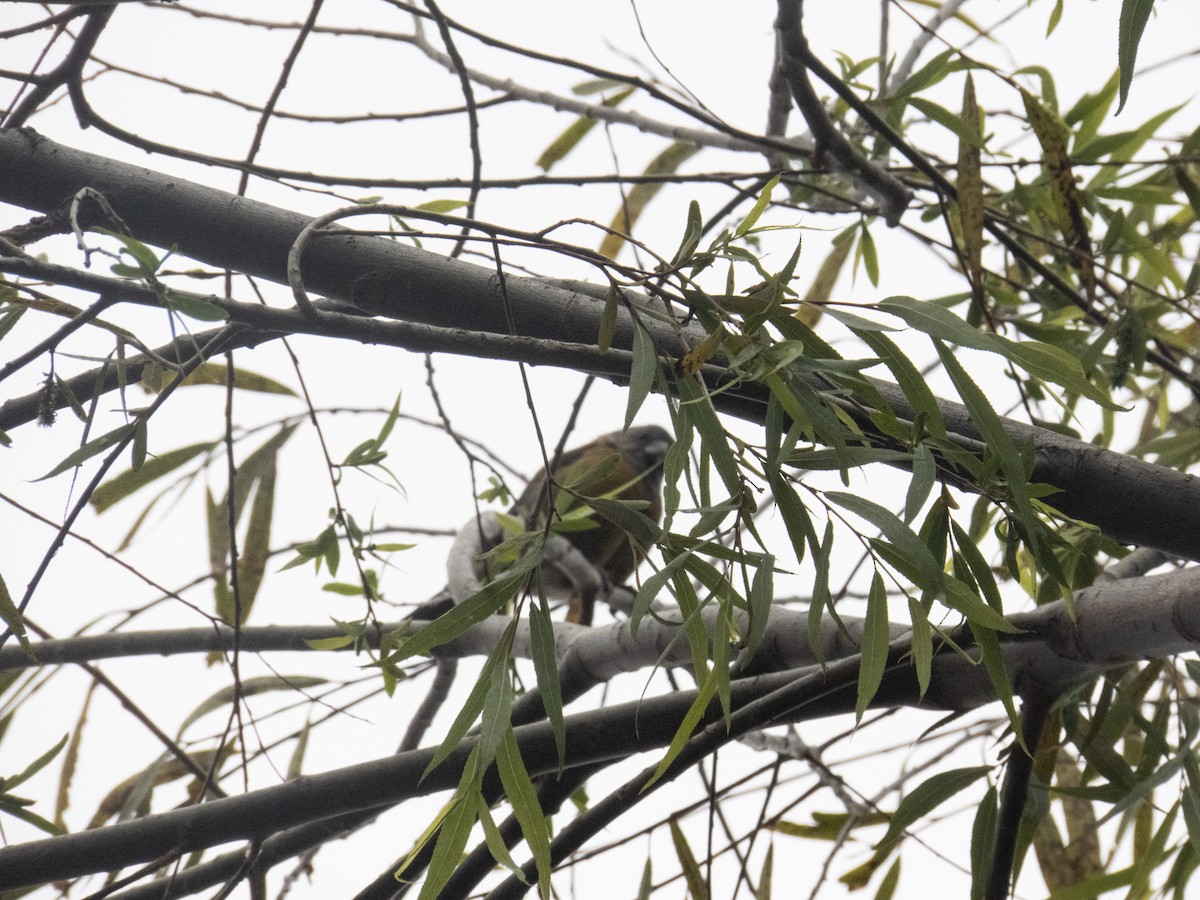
[957, 75, 985, 312]
[599, 142, 700, 260]
[1021, 88, 1095, 304]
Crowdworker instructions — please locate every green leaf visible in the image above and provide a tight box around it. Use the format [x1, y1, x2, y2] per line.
[100, 230, 160, 275]
[950, 522, 1004, 612]
[529, 601, 566, 770]
[744, 553, 774, 664]
[417, 767, 481, 900]
[598, 283, 620, 353]
[735, 174, 782, 238]
[933, 340, 1040, 554]
[769, 469, 818, 566]
[826, 492, 942, 590]
[162, 289, 229, 322]
[625, 319, 657, 431]
[991, 336, 1121, 409]
[475, 796, 527, 881]
[670, 568, 711, 683]
[671, 199, 704, 269]
[1046, 0, 1064, 36]
[176, 675, 326, 738]
[1116, 0, 1156, 114]
[906, 594, 932, 696]
[874, 858, 901, 900]
[536, 86, 634, 171]
[0, 797, 63, 835]
[967, 617, 1021, 742]
[893, 49, 957, 99]
[904, 445, 935, 524]
[637, 858, 654, 900]
[0, 573, 32, 661]
[478, 637, 516, 764]
[853, 328, 947, 440]
[35, 424, 136, 481]
[393, 570, 525, 664]
[970, 785, 999, 900]
[287, 719, 311, 781]
[1183, 751, 1200, 856]
[875, 766, 992, 857]
[2, 733, 68, 791]
[909, 97, 986, 147]
[415, 199, 469, 214]
[91, 441, 214, 512]
[373, 542, 415, 553]
[424, 642, 509, 777]
[669, 817, 709, 900]
[941, 577, 1021, 633]
[808, 520, 835, 667]
[497, 726, 553, 899]
[756, 845, 773, 900]
[646, 668, 717, 789]
[789, 448, 913, 472]
[856, 572, 890, 720]
[630, 548, 693, 637]
[177, 363, 295, 395]
[130, 419, 147, 472]
[304, 634, 356, 650]
[676, 373, 741, 500]
[857, 221, 879, 287]
[879, 295, 992, 352]
[229, 456, 275, 624]
[321, 582, 362, 596]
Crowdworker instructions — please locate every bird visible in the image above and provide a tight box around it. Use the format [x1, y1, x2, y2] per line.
[414, 424, 673, 625]
[399, 425, 672, 754]
[514, 424, 673, 624]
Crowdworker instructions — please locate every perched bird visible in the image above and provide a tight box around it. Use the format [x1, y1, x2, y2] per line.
[414, 424, 673, 625]
[515, 424, 673, 624]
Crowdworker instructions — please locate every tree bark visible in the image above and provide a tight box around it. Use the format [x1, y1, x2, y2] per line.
[3, 128, 1200, 559]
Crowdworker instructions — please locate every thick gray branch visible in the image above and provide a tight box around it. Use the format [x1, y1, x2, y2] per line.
[3, 129, 1200, 560]
[2, 566, 1200, 890]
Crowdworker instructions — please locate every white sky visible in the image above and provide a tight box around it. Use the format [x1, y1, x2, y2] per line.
[2, 1, 1199, 897]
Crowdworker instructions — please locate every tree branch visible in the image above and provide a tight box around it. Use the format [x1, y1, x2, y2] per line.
[2, 565, 1199, 891]
[3, 129, 1200, 560]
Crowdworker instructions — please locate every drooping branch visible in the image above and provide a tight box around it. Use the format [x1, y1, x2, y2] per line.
[3, 130, 1200, 560]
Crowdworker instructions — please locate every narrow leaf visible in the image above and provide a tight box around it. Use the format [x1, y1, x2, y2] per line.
[599, 142, 700, 259]
[826, 492, 942, 590]
[625, 319, 657, 431]
[497, 726, 553, 899]
[669, 818, 709, 900]
[529, 601, 566, 770]
[934, 341, 1040, 553]
[177, 363, 295, 396]
[646, 668, 717, 789]
[956, 74, 985, 311]
[856, 572, 890, 720]
[970, 785, 999, 900]
[91, 441, 213, 513]
[0, 573, 32, 660]
[1116, 0, 1156, 114]
[35, 424, 135, 481]
[875, 766, 992, 856]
